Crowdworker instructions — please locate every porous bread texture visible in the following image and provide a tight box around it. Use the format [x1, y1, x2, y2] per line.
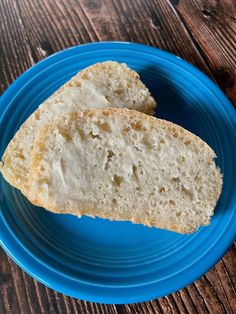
[0, 61, 156, 194]
[28, 108, 222, 234]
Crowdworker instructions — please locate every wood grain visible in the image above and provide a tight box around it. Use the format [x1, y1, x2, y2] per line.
[0, 0, 235, 313]
[176, 0, 236, 105]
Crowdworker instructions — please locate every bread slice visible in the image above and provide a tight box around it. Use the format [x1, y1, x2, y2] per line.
[0, 61, 156, 194]
[28, 108, 222, 234]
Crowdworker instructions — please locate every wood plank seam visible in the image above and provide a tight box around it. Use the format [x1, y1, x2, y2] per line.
[167, 0, 215, 79]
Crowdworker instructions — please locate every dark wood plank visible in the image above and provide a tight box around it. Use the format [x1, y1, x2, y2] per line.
[174, 0, 236, 105]
[0, 0, 235, 313]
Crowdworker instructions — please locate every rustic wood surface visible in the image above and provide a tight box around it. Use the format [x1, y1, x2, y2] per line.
[0, 0, 235, 313]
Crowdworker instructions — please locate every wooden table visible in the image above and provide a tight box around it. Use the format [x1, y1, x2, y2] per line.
[0, 1, 235, 313]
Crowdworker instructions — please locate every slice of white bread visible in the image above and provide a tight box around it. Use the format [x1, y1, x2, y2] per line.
[0, 62, 156, 194]
[28, 108, 222, 233]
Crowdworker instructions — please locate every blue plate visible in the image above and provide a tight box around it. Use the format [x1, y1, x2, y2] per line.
[0, 42, 236, 304]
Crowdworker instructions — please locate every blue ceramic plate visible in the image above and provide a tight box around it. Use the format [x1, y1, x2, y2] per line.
[0, 42, 236, 304]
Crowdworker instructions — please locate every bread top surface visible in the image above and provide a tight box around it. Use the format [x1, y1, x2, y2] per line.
[28, 108, 222, 234]
[1, 61, 156, 193]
